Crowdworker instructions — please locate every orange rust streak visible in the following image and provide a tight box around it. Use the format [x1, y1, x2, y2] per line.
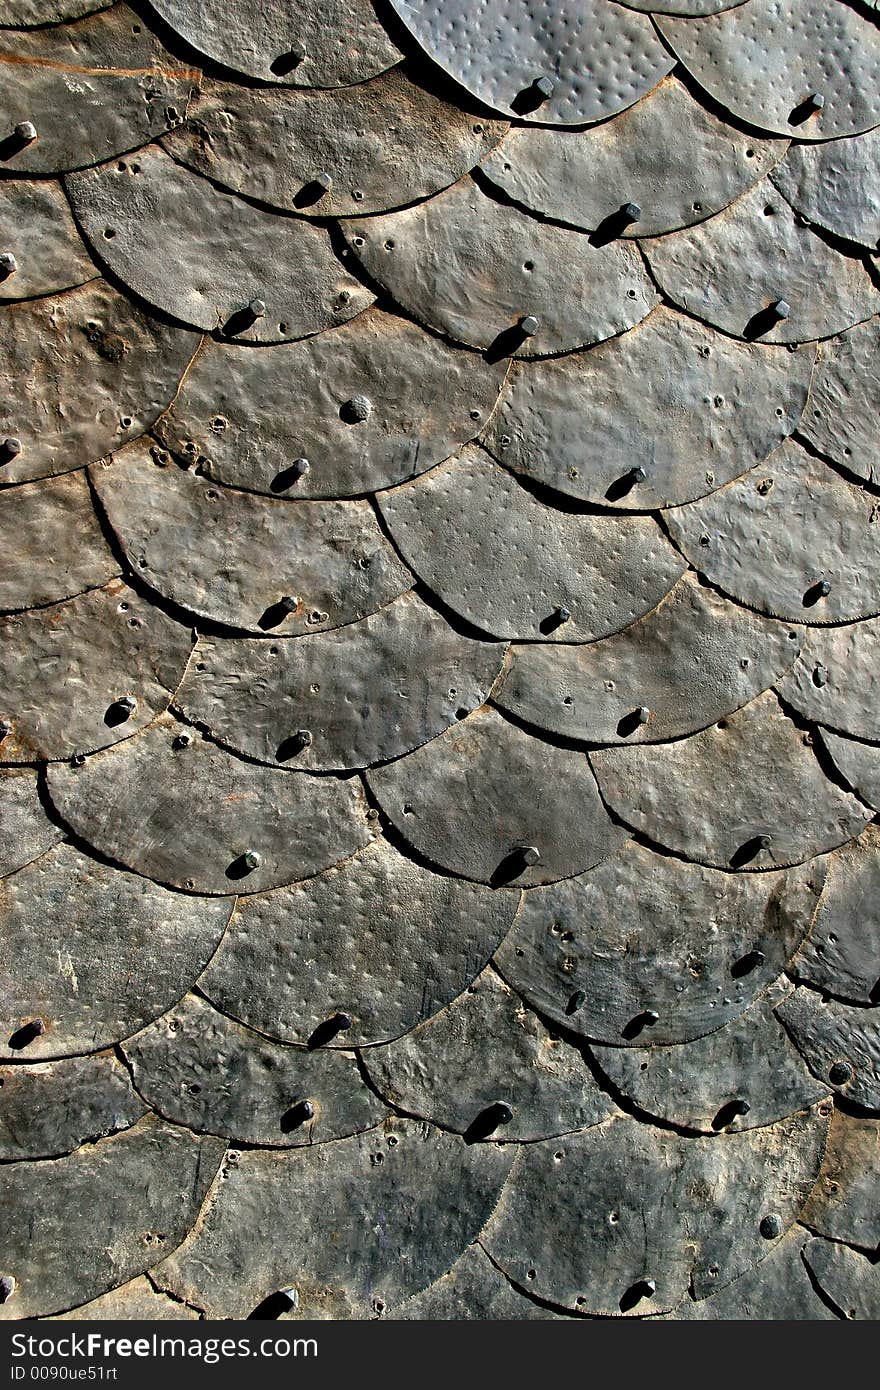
[0, 52, 200, 79]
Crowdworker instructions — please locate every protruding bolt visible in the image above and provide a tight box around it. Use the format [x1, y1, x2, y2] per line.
[642, 1009, 659, 1026]
[332, 1012, 352, 1031]
[2, 437, 22, 462]
[243, 850, 263, 871]
[620, 202, 642, 224]
[816, 578, 832, 597]
[628, 465, 647, 484]
[521, 846, 541, 867]
[769, 299, 790, 321]
[804, 92, 825, 114]
[533, 75, 555, 101]
[343, 393, 372, 423]
[520, 315, 540, 337]
[640, 1279, 657, 1296]
[284, 1098, 315, 1128]
[292, 728, 312, 750]
[566, 989, 586, 1016]
[0, 1276, 15, 1304]
[829, 1060, 853, 1086]
[730, 1098, 751, 1116]
[14, 121, 37, 143]
[483, 1101, 514, 1128]
[172, 731, 192, 749]
[0, 720, 10, 741]
[757, 834, 772, 850]
[0, 253, 17, 276]
[16, 1019, 45, 1045]
[733, 949, 765, 975]
[117, 695, 137, 716]
[813, 663, 828, 688]
[554, 605, 571, 624]
[248, 298, 266, 319]
[759, 1213, 783, 1240]
[635, 706, 650, 725]
[279, 595, 300, 613]
[290, 457, 310, 480]
[313, 171, 333, 193]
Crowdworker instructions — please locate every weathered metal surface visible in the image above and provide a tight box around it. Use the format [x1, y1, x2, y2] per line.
[90, 440, 411, 635]
[367, 705, 630, 887]
[147, 0, 400, 88]
[792, 826, 880, 1005]
[0, 280, 198, 487]
[0, 473, 115, 610]
[483, 309, 812, 509]
[0, 1115, 225, 1320]
[0, 1053, 144, 1159]
[0, 4, 199, 175]
[771, 134, 880, 251]
[378, 448, 685, 642]
[0, 581, 193, 763]
[799, 317, 880, 484]
[800, 1110, 880, 1249]
[803, 1237, 880, 1320]
[163, 69, 507, 218]
[673, 1228, 834, 1321]
[644, 182, 880, 345]
[53, 1276, 200, 1321]
[619, 0, 747, 12]
[496, 574, 800, 746]
[392, 1245, 564, 1320]
[1, 0, 110, 23]
[776, 618, 880, 741]
[657, 0, 880, 141]
[481, 78, 784, 239]
[819, 729, 880, 811]
[592, 690, 871, 870]
[385, 0, 673, 125]
[344, 178, 659, 357]
[198, 836, 519, 1047]
[665, 441, 880, 624]
[154, 1121, 514, 1319]
[66, 145, 374, 342]
[0, 769, 63, 879]
[0, 181, 95, 302]
[482, 1107, 829, 1316]
[175, 594, 505, 771]
[156, 308, 507, 500]
[364, 968, 616, 1141]
[778, 989, 880, 1113]
[46, 713, 373, 895]
[0, 842, 233, 1058]
[124, 993, 387, 1146]
[494, 840, 825, 1045]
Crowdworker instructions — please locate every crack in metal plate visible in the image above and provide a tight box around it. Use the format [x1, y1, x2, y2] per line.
[0, 1053, 145, 1159]
[803, 1237, 880, 1320]
[0, 472, 116, 610]
[799, 316, 880, 484]
[0, 181, 96, 302]
[776, 615, 880, 741]
[799, 1109, 880, 1249]
[0, 770, 63, 879]
[778, 989, 880, 1114]
[792, 825, 880, 1005]
[771, 133, 880, 251]
[343, 176, 659, 357]
[392, 1245, 564, 1320]
[819, 728, 880, 811]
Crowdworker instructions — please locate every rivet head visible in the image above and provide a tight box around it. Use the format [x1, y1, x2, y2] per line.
[248, 298, 266, 318]
[759, 1213, 782, 1239]
[243, 850, 263, 871]
[520, 315, 540, 337]
[343, 393, 372, 424]
[0, 1276, 15, 1304]
[635, 706, 650, 725]
[817, 578, 832, 597]
[0, 720, 10, 740]
[333, 1012, 353, 1031]
[14, 121, 37, 143]
[567, 989, 586, 1014]
[829, 1060, 853, 1085]
[290, 457, 310, 479]
[731, 1098, 751, 1116]
[757, 834, 772, 849]
[629, 465, 647, 483]
[521, 845, 541, 867]
[620, 202, 642, 223]
[117, 695, 137, 715]
[813, 663, 828, 687]
[769, 299, 791, 321]
[293, 728, 312, 749]
[533, 75, 555, 100]
[642, 1009, 659, 1025]
[313, 170, 333, 193]
[485, 1100, 514, 1126]
[2, 437, 22, 461]
[555, 605, 571, 624]
[172, 731, 192, 749]
[805, 92, 825, 113]
[279, 594, 299, 613]
[0, 253, 16, 275]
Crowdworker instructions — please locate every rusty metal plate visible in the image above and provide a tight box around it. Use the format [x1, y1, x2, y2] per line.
[163, 68, 507, 218]
[483, 1107, 829, 1317]
[644, 182, 880, 345]
[90, 441, 411, 635]
[495, 574, 801, 745]
[665, 441, 880, 625]
[367, 705, 630, 887]
[54, 1276, 199, 1321]
[0, 770, 63, 879]
[124, 993, 387, 1146]
[0, 1115, 224, 1320]
[657, 0, 880, 141]
[592, 983, 827, 1134]
[363, 968, 616, 1141]
[778, 989, 880, 1113]
[819, 729, 880, 810]
[1, 0, 110, 22]
[344, 177, 659, 358]
[154, 1120, 514, 1319]
[385, 0, 673, 125]
[66, 145, 374, 342]
[175, 594, 505, 772]
[0, 180, 95, 302]
[0, 472, 115, 610]
[198, 836, 519, 1048]
[0, 4, 199, 175]
[156, 307, 508, 500]
[800, 1110, 880, 1249]
[481, 77, 785, 239]
[0, 581, 193, 763]
[494, 839, 825, 1045]
[771, 134, 880, 251]
[392, 1245, 564, 1320]
[804, 1238, 880, 1321]
[792, 826, 880, 1006]
[46, 713, 373, 895]
[378, 448, 685, 642]
[147, 0, 400, 87]
[0, 841, 233, 1059]
[0, 1053, 144, 1159]
[0, 280, 199, 487]
[776, 618, 880, 741]
[799, 317, 880, 484]
[592, 690, 871, 870]
[674, 1228, 833, 1321]
[482, 309, 813, 510]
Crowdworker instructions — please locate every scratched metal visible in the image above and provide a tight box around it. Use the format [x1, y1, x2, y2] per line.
[800, 1110, 880, 1250]
[665, 441, 880, 625]
[482, 1107, 829, 1317]
[147, 0, 400, 87]
[0, 1053, 144, 1159]
[0, 4, 199, 175]
[0, 0, 109, 21]
[0, 842, 234, 1059]
[494, 839, 825, 1045]
[771, 134, 880, 251]
[673, 1229, 833, 1321]
[481, 77, 785, 238]
[644, 182, 880, 345]
[778, 990, 880, 1113]
[819, 729, 880, 811]
[776, 617, 880, 741]
[363, 968, 616, 1141]
[124, 993, 387, 1146]
[495, 574, 801, 745]
[0, 581, 193, 763]
[67, 145, 374, 342]
[156, 307, 507, 499]
[344, 177, 659, 357]
[367, 705, 630, 887]
[198, 836, 519, 1047]
[657, 0, 880, 141]
[392, 1245, 564, 1320]
[0, 769, 63, 879]
[90, 440, 411, 635]
[0, 473, 116, 610]
[385, 0, 673, 125]
[175, 594, 505, 771]
[0, 181, 95, 302]
[163, 69, 508, 218]
[46, 713, 373, 895]
[0, 1116, 225, 1320]
[792, 825, 880, 1005]
[482, 309, 813, 509]
[799, 317, 880, 484]
[378, 448, 685, 642]
[803, 1238, 880, 1321]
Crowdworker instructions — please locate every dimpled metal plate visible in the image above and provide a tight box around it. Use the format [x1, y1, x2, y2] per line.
[771, 133, 880, 251]
[799, 317, 880, 484]
[0, 181, 95, 302]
